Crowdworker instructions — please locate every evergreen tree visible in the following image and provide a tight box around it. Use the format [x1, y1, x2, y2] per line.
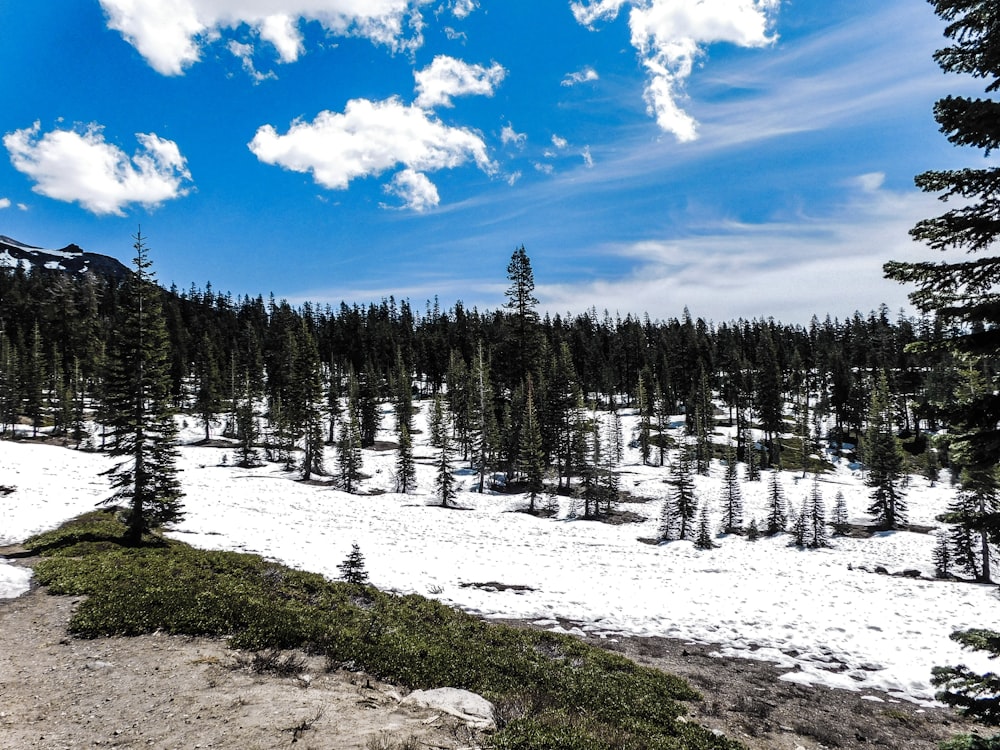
[395, 420, 416, 493]
[944, 469, 998, 582]
[808, 476, 829, 548]
[746, 518, 760, 542]
[517, 380, 545, 512]
[637, 372, 652, 466]
[831, 490, 850, 536]
[234, 394, 262, 468]
[193, 331, 222, 442]
[102, 230, 183, 544]
[429, 393, 447, 450]
[662, 444, 697, 540]
[864, 372, 908, 529]
[436, 428, 457, 508]
[338, 406, 363, 493]
[934, 529, 953, 579]
[790, 499, 809, 548]
[885, 8, 1000, 743]
[744, 428, 761, 481]
[765, 471, 787, 535]
[720, 442, 744, 534]
[503, 245, 542, 386]
[694, 504, 716, 550]
[338, 543, 369, 585]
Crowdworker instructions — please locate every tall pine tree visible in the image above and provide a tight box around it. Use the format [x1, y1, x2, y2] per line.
[103, 230, 183, 544]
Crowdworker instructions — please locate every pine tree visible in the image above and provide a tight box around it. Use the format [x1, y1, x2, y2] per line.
[338, 406, 363, 493]
[436, 428, 457, 508]
[637, 372, 652, 466]
[102, 230, 183, 544]
[765, 471, 787, 535]
[193, 332, 222, 442]
[695, 504, 716, 550]
[338, 543, 369, 585]
[744, 428, 761, 481]
[831, 490, 850, 536]
[934, 529, 953, 579]
[720, 442, 744, 534]
[395, 420, 416, 493]
[746, 518, 760, 542]
[865, 372, 908, 529]
[790, 499, 809, 548]
[808, 477, 829, 548]
[517, 380, 545, 512]
[663, 444, 697, 540]
[885, 7, 1000, 742]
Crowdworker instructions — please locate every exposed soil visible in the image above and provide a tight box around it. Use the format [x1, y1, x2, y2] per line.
[0, 558, 487, 750]
[0, 554, 979, 750]
[497, 617, 977, 750]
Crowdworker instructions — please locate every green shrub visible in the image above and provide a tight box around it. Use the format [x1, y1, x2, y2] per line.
[25, 513, 745, 750]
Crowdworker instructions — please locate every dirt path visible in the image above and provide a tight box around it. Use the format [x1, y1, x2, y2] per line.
[0, 568, 485, 750]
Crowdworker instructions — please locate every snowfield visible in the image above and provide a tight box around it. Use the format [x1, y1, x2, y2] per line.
[2, 407, 998, 706]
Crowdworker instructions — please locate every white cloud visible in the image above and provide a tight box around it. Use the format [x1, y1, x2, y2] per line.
[582, 145, 594, 167]
[501, 122, 527, 148]
[414, 55, 506, 109]
[16, 203, 27, 211]
[451, 0, 478, 19]
[506, 170, 522, 186]
[551, 134, 568, 149]
[0, 198, 10, 210]
[570, 0, 779, 141]
[561, 66, 599, 86]
[384, 168, 440, 211]
[227, 40, 276, 83]
[534, 162, 554, 175]
[4, 122, 192, 216]
[248, 97, 495, 208]
[97, 0, 430, 75]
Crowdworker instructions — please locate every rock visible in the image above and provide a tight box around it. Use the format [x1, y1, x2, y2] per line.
[874, 566, 889, 575]
[400, 688, 495, 730]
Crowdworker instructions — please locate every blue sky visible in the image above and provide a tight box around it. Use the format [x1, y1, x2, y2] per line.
[0, 0, 984, 323]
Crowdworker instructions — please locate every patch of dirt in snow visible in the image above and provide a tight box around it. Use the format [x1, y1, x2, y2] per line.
[0, 562, 488, 750]
[597, 632, 978, 750]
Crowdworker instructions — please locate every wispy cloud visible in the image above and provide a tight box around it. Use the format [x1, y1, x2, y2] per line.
[539, 177, 944, 323]
[4, 122, 192, 216]
[501, 122, 527, 148]
[0, 198, 10, 210]
[98, 0, 430, 76]
[562, 66, 599, 86]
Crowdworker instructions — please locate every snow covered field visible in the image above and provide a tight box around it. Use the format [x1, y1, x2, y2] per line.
[2, 407, 998, 706]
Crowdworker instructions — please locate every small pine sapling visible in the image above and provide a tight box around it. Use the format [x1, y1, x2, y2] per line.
[831, 490, 849, 536]
[694, 505, 716, 550]
[790, 499, 809, 548]
[934, 530, 953, 579]
[765, 471, 787, 535]
[338, 543, 369, 585]
[746, 518, 760, 542]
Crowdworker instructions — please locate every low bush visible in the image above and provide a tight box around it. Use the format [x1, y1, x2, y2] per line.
[26, 514, 744, 750]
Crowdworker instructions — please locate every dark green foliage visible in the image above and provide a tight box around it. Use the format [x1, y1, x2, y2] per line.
[765, 472, 786, 536]
[746, 518, 760, 542]
[395, 420, 416, 493]
[518, 381, 546, 512]
[436, 429, 457, 508]
[661, 445, 697, 540]
[694, 505, 716, 550]
[934, 530, 953, 578]
[864, 373, 907, 529]
[25, 514, 740, 750]
[831, 491, 849, 536]
[338, 543, 369, 585]
[720, 443, 743, 534]
[933, 628, 1000, 726]
[102, 231, 183, 544]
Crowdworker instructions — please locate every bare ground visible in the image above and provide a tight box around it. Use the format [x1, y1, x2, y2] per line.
[0, 555, 979, 750]
[0, 561, 487, 750]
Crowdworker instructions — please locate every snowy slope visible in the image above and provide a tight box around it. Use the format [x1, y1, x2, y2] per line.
[1, 408, 998, 706]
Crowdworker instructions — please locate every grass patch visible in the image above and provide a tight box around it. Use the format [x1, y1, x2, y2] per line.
[24, 513, 743, 750]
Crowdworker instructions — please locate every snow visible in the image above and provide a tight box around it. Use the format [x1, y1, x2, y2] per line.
[2, 409, 999, 706]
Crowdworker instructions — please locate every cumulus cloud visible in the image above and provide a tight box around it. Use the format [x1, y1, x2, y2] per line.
[570, 0, 779, 141]
[562, 66, 599, 86]
[248, 97, 495, 208]
[0, 198, 10, 209]
[98, 0, 430, 75]
[384, 168, 440, 211]
[414, 55, 506, 109]
[551, 134, 568, 149]
[501, 122, 527, 148]
[4, 122, 192, 216]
